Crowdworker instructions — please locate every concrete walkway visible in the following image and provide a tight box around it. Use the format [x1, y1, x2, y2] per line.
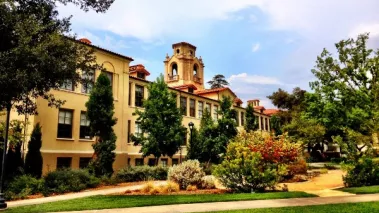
[59, 193, 379, 213]
[7, 181, 166, 208]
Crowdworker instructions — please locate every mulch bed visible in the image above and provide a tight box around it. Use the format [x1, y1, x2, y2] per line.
[117, 188, 230, 196]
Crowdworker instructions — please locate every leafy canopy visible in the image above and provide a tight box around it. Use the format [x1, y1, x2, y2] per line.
[132, 74, 186, 161]
[207, 74, 229, 89]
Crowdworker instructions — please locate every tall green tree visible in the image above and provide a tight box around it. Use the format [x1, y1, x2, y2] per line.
[186, 127, 201, 160]
[207, 74, 229, 89]
[245, 104, 258, 131]
[25, 123, 43, 178]
[132, 74, 186, 164]
[270, 115, 282, 136]
[306, 33, 379, 160]
[86, 73, 117, 177]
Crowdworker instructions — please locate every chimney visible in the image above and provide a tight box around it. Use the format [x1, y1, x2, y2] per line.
[248, 99, 260, 107]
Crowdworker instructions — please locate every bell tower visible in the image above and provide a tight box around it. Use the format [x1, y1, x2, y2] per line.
[164, 42, 205, 91]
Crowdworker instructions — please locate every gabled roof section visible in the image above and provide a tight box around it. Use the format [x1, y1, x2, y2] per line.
[234, 98, 243, 105]
[195, 87, 237, 98]
[129, 64, 151, 76]
[254, 106, 266, 111]
[76, 37, 134, 61]
[171, 84, 198, 90]
[172, 42, 197, 50]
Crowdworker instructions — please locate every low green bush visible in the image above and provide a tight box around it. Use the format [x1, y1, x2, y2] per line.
[115, 166, 168, 182]
[324, 163, 339, 170]
[43, 169, 100, 195]
[4, 175, 44, 200]
[343, 158, 379, 187]
[168, 160, 205, 189]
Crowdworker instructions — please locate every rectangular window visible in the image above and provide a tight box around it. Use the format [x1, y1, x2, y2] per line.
[128, 83, 132, 106]
[103, 71, 113, 88]
[172, 158, 179, 165]
[127, 120, 131, 143]
[81, 71, 94, 94]
[135, 85, 144, 107]
[60, 80, 74, 91]
[241, 112, 245, 126]
[189, 99, 195, 117]
[135, 122, 142, 137]
[137, 72, 145, 79]
[56, 157, 72, 169]
[161, 158, 168, 167]
[213, 105, 219, 120]
[188, 88, 194, 93]
[148, 158, 156, 166]
[58, 109, 73, 138]
[79, 157, 92, 169]
[180, 96, 187, 116]
[135, 158, 144, 166]
[79, 112, 91, 139]
[198, 101, 204, 118]
[205, 103, 211, 113]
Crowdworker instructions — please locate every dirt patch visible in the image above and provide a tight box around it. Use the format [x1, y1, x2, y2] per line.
[279, 170, 345, 191]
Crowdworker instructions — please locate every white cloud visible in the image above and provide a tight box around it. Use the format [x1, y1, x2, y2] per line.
[349, 23, 379, 38]
[252, 43, 261, 52]
[228, 73, 282, 85]
[77, 31, 130, 51]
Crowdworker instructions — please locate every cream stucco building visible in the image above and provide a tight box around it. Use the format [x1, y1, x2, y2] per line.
[3, 39, 275, 174]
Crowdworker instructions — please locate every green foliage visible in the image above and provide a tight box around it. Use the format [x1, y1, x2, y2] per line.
[0, 0, 109, 114]
[186, 127, 202, 160]
[168, 160, 205, 189]
[268, 87, 306, 111]
[43, 169, 100, 196]
[132, 74, 186, 161]
[115, 166, 168, 182]
[4, 175, 44, 200]
[86, 73, 117, 177]
[245, 104, 258, 131]
[214, 140, 279, 192]
[306, 33, 379, 160]
[270, 115, 282, 136]
[207, 74, 229, 89]
[2, 120, 24, 178]
[343, 158, 379, 187]
[25, 123, 43, 178]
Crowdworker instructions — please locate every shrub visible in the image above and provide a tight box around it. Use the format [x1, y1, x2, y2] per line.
[186, 185, 197, 191]
[100, 176, 118, 186]
[168, 160, 205, 189]
[286, 159, 307, 177]
[141, 182, 155, 193]
[5, 175, 44, 200]
[165, 181, 180, 193]
[200, 176, 216, 189]
[343, 158, 379, 187]
[43, 169, 100, 195]
[149, 187, 160, 195]
[115, 166, 168, 182]
[214, 133, 285, 192]
[324, 163, 339, 170]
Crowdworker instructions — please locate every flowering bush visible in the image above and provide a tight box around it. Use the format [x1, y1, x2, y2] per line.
[214, 132, 302, 192]
[168, 160, 205, 189]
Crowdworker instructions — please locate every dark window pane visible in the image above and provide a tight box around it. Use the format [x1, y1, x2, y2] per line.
[60, 80, 74, 91]
[190, 99, 195, 117]
[172, 159, 179, 165]
[137, 72, 145, 79]
[57, 157, 72, 169]
[180, 97, 187, 116]
[57, 110, 73, 138]
[148, 158, 156, 166]
[79, 112, 91, 139]
[161, 158, 168, 167]
[79, 157, 92, 169]
[135, 85, 144, 107]
[128, 83, 132, 106]
[135, 158, 144, 166]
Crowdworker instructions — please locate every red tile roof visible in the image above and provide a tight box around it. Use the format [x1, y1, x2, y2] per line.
[171, 84, 198, 90]
[129, 64, 150, 76]
[234, 98, 243, 104]
[172, 42, 197, 50]
[263, 109, 280, 116]
[195, 87, 237, 98]
[254, 106, 266, 111]
[76, 37, 134, 61]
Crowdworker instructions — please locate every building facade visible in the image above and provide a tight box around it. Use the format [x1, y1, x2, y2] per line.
[3, 40, 274, 174]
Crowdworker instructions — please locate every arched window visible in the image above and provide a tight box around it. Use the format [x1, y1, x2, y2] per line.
[193, 64, 198, 76]
[172, 63, 178, 76]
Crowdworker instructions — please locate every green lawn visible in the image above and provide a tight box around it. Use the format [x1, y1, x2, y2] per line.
[340, 185, 379, 194]
[203, 201, 379, 213]
[5, 192, 315, 213]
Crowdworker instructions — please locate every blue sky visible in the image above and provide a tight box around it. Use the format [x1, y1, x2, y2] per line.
[59, 0, 379, 108]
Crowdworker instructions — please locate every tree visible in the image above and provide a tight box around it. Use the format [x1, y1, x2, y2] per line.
[25, 123, 43, 178]
[86, 73, 117, 177]
[207, 74, 229, 89]
[186, 127, 202, 160]
[306, 33, 379, 160]
[132, 74, 186, 164]
[267, 87, 306, 111]
[245, 104, 258, 131]
[270, 115, 282, 136]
